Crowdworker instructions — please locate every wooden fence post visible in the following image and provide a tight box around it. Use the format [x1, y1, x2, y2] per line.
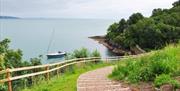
[56, 65, 59, 77]
[45, 65, 49, 81]
[94, 58, 97, 64]
[83, 58, 86, 65]
[7, 68, 12, 91]
[106, 58, 108, 63]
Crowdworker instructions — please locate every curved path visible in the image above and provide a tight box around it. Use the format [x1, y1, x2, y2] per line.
[77, 66, 131, 91]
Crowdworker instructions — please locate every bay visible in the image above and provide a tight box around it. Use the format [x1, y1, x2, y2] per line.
[0, 19, 116, 64]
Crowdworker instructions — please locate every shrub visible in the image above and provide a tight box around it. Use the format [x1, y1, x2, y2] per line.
[110, 65, 128, 80]
[73, 47, 89, 58]
[110, 44, 180, 85]
[154, 74, 180, 88]
[0, 84, 7, 91]
[91, 49, 101, 57]
[66, 48, 101, 59]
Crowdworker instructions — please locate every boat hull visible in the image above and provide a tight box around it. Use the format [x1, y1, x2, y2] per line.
[47, 54, 66, 59]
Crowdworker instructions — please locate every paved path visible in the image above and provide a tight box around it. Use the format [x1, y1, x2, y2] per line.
[77, 66, 131, 91]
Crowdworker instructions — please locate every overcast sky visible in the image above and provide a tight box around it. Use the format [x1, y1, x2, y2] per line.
[0, 0, 176, 19]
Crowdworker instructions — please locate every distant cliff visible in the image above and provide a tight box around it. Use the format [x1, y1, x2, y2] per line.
[0, 16, 20, 19]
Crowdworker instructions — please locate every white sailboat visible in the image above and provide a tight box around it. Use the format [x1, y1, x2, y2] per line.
[46, 30, 66, 59]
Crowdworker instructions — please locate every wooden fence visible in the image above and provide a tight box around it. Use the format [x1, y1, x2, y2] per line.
[0, 55, 138, 91]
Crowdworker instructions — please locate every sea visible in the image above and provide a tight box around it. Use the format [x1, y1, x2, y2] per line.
[0, 19, 116, 64]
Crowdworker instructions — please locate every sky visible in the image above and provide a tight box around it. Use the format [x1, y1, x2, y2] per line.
[0, 0, 177, 19]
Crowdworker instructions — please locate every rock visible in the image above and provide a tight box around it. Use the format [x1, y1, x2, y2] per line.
[155, 88, 160, 91]
[130, 45, 146, 54]
[140, 85, 155, 91]
[131, 87, 140, 91]
[112, 48, 127, 55]
[175, 76, 180, 82]
[160, 84, 173, 91]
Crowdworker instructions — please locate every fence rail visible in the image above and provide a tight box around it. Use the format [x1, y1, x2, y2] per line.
[0, 55, 143, 91]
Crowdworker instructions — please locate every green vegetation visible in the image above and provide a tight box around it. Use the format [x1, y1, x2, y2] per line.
[0, 39, 102, 91]
[154, 74, 180, 88]
[65, 47, 101, 59]
[91, 49, 101, 57]
[106, 0, 180, 51]
[0, 39, 42, 69]
[0, 38, 42, 91]
[109, 43, 180, 89]
[73, 47, 89, 58]
[22, 62, 112, 91]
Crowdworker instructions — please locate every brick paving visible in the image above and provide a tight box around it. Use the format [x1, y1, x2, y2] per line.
[77, 66, 131, 91]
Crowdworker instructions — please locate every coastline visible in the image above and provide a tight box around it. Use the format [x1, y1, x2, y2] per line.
[88, 36, 130, 55]
[89, 36, 146, 55]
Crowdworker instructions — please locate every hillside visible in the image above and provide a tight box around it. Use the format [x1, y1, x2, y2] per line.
[106, 0, 180, 55]
[110, 43, 180, 90]
[0, 16, 20, 19]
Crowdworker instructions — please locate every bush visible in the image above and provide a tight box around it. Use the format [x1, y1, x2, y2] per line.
[0, 84, 7, 91]
[110, 44, 180, 84]
[65, 48, 101, 59]
[73, 48, 89, 58]
[91, 49, 101, 57]
[154, 74, 180, 88]
[110, 65, 128, 80]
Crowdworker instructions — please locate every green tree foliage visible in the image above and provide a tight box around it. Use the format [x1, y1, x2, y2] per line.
[173, 0, 180, 7]
[91, 49, 101, 57]
[0, 38, 42, 69]
[128, 13, 144, 25]
[117, 19, 127, 33]
[73, 47, 89, 58]
[106, 1, 180, 51]
[30, 57, 42, 66]
[0, 54, 5, 70]
[0, 38, 42, 91]
[65, 48, 101, 59]
[152, 8, 163, 17]
[72, 48, 102, 58]
[0, 39, 24, 69]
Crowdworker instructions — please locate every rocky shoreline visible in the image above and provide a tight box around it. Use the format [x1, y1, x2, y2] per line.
[89, 36, 146, 55]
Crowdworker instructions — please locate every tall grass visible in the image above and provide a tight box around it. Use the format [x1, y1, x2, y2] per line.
[110, 43, 180, 88]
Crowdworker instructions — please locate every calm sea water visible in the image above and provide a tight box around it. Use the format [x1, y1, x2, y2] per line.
[0, 19, 116, 64]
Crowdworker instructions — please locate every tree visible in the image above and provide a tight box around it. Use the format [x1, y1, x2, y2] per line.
[105, 1, 180, 52]
[0, 39, 24, 69]
[128, 13, 144, 25]
[152, 8, 163, 17]
[0, 38, 43, 90]
[107, 23, 119, 33]
[30, 57, 42, 66]
[173, 0, 180, 7]
[106, 23, 119, 40]
[117, 19, 127, 32]
[0, 38, 10, 54]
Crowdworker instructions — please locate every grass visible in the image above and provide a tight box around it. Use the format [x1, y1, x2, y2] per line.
[22, 61, 113, 91]
[109, 43, 180, 88]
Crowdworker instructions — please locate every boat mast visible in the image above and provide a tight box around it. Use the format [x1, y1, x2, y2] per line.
[0, 24, 1, 41]
[0, 29, 1, 41]
[47, 29, 55, 53]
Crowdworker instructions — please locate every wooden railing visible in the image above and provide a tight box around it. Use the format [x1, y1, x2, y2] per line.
[0, 55, 140, 91]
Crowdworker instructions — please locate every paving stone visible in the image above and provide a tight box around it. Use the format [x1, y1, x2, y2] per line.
[77, 66, 131, 91]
